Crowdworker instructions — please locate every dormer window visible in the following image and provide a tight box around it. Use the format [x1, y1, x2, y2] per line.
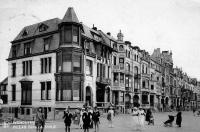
[24, 42, 32, 55]
[22, 30, 28, 36]
[39, 24, 48, 32]
[61, 25, 79, 44]
[73, 26, 79, 42]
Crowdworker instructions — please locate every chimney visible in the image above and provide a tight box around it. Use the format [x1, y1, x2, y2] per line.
[92, 24, 97, 31]
[107, 32, 111, 36]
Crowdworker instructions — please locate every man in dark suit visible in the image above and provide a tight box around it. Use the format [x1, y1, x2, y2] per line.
[63, 107, 73, 132]
[82, 107, 92, 132]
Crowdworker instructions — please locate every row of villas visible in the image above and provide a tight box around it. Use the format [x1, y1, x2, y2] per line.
[0, 7, 200, 120]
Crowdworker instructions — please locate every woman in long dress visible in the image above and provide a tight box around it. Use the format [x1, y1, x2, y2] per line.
[138, 107, 146, 130]
[107, 106, 114, 128]
[132, 107, 140, 130]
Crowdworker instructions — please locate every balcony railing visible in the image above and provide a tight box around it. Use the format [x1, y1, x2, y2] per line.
[125, 87, 132, 91]
[134, 74, 141, 79]
[134, 89, 140, 93]
[0, 91, 7, 95]
[96, 77, 111, 84]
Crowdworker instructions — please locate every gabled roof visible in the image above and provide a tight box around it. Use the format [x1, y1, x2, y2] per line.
[62, 7, 79, 23]
[13, 18, 61, 42]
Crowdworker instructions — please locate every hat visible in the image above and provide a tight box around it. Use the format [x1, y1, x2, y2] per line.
[133, 107, 138, 110]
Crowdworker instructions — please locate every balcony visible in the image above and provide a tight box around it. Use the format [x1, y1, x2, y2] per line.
[125, 87, 132, 92]
[96, 77, 111, 85]
[86, 50, 96, 58]
[0, 91, 7, 95]
[134, 74, 141, 79]
[125, 70, 133, 76]
[134, 89, 140, 93]
[141, 73, 150, 78]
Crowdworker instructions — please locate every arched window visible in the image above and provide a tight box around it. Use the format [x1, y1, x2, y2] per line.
[119, 45, 124, 51]
[134, 66, 138, 75]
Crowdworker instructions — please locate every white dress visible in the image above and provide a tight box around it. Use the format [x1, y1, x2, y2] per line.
[138, 109, 146, 129]
[132, 110, 140, 130]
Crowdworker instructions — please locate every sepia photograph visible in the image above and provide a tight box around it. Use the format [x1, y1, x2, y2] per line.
[0, 0, 200, 132]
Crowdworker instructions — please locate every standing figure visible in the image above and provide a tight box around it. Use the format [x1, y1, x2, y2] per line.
[35, 107, 45, 132]
[79, 108, 85, 129]
[89, 106, 94, 128]
[92, 106, 100, 132]
[138, 107, 146, 130]
[107, 106, 114, 128]
[63, 108, 73, 132]
[82, 108, 92, 132]
[146, 109, 154, 125]
[193, 108, 196, 116]
[132, 107, 140, 131]
[176, 110, 182, 127]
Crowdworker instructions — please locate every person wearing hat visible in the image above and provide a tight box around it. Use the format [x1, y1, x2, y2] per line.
[132, 107, 140, 130]
[63, 107, 73, 132]
[138, 107, 146, 130]
[35, 107, 45, 132]
[92, 106, 100, 132]
[107, 106, 114, 128]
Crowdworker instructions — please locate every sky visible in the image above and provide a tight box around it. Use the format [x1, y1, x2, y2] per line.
[0, 0, 200, 81]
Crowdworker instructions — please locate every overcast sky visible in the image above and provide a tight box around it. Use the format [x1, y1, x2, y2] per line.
[0, 0, 200, 81]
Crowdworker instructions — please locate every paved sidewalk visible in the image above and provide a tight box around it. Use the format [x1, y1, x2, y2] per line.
[0, 111, 200, 132]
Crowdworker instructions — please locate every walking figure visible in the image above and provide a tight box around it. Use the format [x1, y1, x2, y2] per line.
[63, 107, 73, 132]
[176, 110, 182, 127]
[82, 107, 92, 132]
[107, 106, 114, 128]
[92, 106, 100, 132]
[35, 107, 45, 132]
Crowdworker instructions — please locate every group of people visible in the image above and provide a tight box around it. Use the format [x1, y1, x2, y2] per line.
[63, 106, 100, 132]
[132, 107, 147, 131]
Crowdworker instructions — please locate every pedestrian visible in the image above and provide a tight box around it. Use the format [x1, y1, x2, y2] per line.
[92, 106, 100, 132]
[73, 107, 80, 126]
[82, 107, 92, 132]
[107, 106, 114, 128]
[79, 108, 85, 129]
[35, 107, 45, 132]
[193, 108, 196, 116]
[146, 109, 152, 125]
[132, 107, 140, 131]
[63, 107, 73, 132]
[138, 107, 146, 130]
[88, 106, 94, 128]
[176, 110, 182, 127]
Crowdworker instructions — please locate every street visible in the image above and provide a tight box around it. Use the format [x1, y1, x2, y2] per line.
[0, 111, 200, 132]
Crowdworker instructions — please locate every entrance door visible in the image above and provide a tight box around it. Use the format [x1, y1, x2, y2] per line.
[14, 107, 18, 118]
[86, 87, 92, 106]
[44, 107, 47, 119]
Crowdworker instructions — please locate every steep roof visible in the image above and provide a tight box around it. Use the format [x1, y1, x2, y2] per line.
[62, 7, 79, 23]
[13, 18, 61, 42]
[0, 77, 8, 85]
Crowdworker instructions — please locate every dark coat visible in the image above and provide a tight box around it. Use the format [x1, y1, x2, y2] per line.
[82, 112, 92, 129]
[63, 112, 73, 126]
[92, 110, 100, 122]
[176, 112, 182, 125]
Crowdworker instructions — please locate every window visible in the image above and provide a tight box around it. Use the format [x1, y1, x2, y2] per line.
[26, 109, 30, 115]
[41, 57, 51, 74]
[21, 108, 25, 115]
[120, 73, 124, 83]
[12, 84, 16, 101]
[41, 81, 51, 100]
[22, 30, 28, 36]
[12, 63, 16, 77]
[73, 56, 81, 72]
[39, 24, 48, 32]
[22, 60, 32, 76]
[113, 73, 118, 83]
[12, 45, 17, 57]
[142, 65, 144, 73]
[21, 82, 32, 105]
[151, 85, 154, 90]
[119, 45, 124, 51]
[97, 63, 100, 77]
[113, 56, 117, 65]
[126, 63, 130, 71]
[142, 81, 146, 88]
[119, 58, 124, 68]
[63, 54, 71, 72]
[86, 60, 92, 76]
[24, 42, 32, 55]
[64, 26, 72, 42]
[44, 37, 51, 51]
[73, 26, 79, 43]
